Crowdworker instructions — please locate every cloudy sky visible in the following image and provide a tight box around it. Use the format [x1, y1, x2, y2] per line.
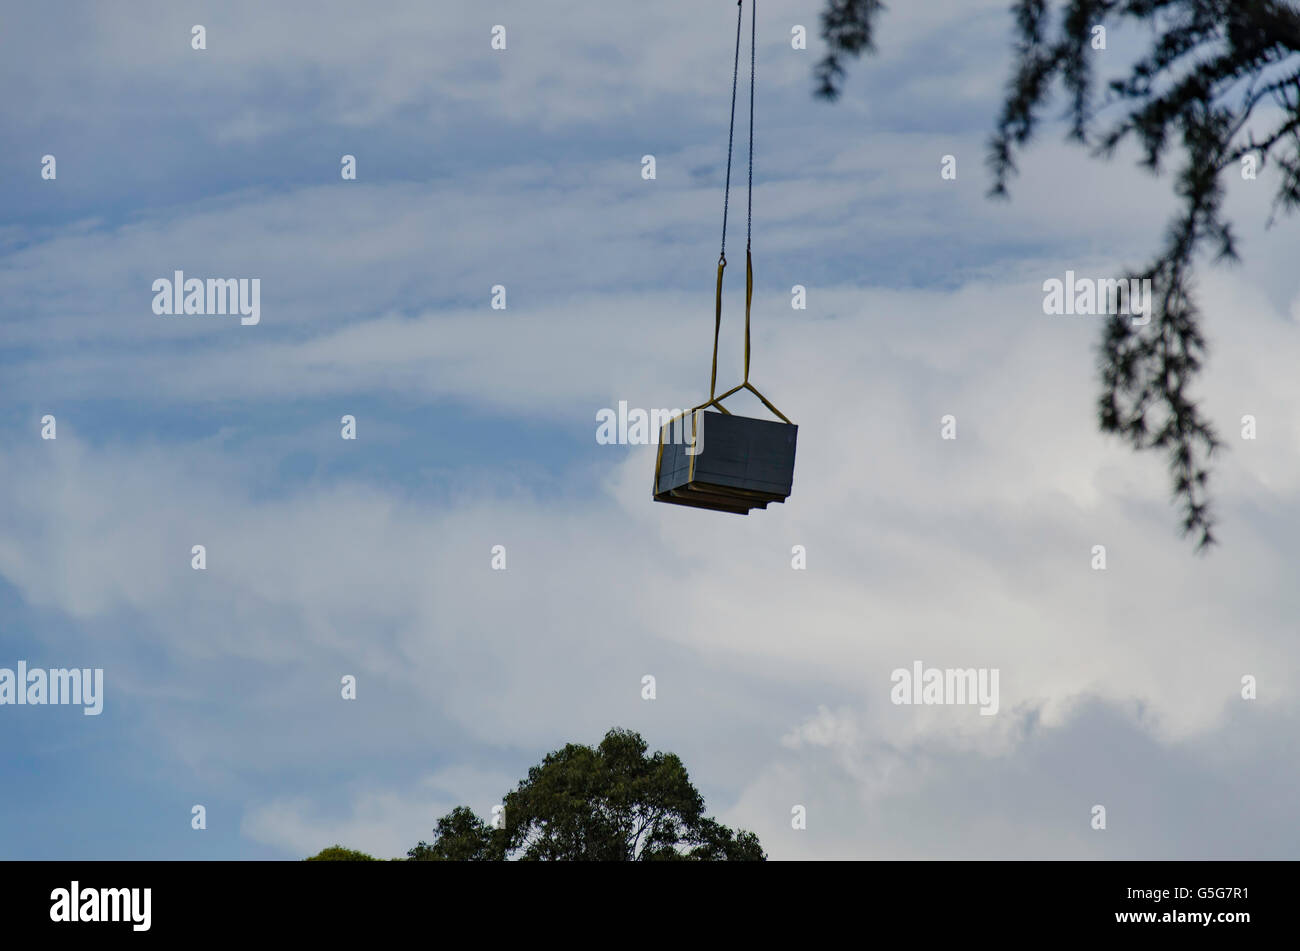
[2, 0, 1297, 860]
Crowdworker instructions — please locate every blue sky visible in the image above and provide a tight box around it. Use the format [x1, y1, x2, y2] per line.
[2, 0, 1299, 860]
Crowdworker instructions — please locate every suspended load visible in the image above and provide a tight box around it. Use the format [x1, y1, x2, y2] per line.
[654, 0, 797, 515]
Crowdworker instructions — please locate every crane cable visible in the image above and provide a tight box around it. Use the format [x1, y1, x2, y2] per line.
[695, 0, 791, 425]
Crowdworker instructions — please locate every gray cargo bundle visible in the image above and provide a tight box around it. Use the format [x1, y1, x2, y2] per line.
[654, 411, 797, 514]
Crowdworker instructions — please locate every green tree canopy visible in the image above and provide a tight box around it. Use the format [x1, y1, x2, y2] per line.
[305, 845, 378, 861]
[818, 0, 1300, 550]
[407, 728, 764, 861]
[407, 806, 502, 861]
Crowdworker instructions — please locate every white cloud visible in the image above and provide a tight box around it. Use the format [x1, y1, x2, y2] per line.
[3, 255, 1297, 857]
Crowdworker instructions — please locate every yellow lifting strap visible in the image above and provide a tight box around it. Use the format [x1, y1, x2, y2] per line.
[692, 249, 792, 424]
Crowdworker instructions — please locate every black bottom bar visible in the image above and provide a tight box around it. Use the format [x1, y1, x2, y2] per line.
[2, 860, 1286, 939]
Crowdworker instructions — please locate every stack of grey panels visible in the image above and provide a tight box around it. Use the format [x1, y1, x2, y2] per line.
[654, 411, 797, 514]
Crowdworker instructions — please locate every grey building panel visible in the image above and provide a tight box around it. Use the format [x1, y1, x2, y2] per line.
[654, 412, 797, 513]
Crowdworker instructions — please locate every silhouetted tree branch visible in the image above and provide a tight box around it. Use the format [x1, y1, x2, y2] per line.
[819, 0, 1300, 550]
